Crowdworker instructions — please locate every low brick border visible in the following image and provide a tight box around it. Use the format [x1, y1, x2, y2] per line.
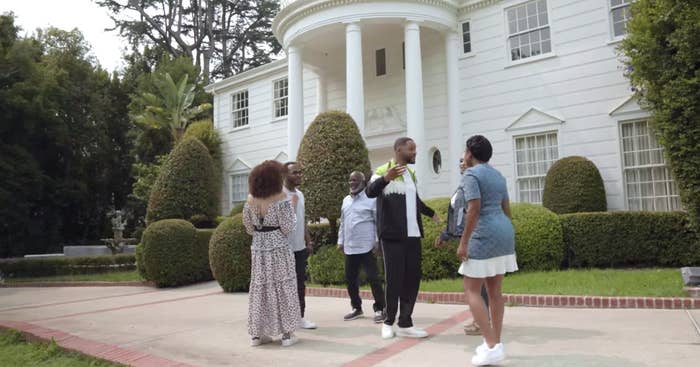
[306, 287, 700, 309]
[0, 281, 153, 288]
[0, 321, 197, 367]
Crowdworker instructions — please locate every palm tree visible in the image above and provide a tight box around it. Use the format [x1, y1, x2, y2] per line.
[133, 73, 212, 141]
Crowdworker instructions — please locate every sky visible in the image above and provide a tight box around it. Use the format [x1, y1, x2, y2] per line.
[4, 0, 128, 72]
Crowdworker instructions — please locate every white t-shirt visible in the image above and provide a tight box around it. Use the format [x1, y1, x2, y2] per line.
[284, 186, 306, 252]
[403, 171, 421, 238]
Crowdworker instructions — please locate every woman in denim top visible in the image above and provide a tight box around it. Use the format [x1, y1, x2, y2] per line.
[456, 135, 518, 366]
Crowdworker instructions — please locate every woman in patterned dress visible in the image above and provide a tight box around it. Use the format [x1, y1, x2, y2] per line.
[456, 135, 518, 366]
[242, 160, 301, 347]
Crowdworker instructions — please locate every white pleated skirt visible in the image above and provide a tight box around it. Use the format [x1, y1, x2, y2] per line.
[458, 254, 519, 278]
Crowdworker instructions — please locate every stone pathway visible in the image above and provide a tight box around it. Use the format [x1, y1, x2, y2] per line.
[1, 281, 698, 367]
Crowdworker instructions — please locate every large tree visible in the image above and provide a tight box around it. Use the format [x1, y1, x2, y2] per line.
[620, 1, 700, 231]
[0, 14, 133, 257]
[95, 0, 281, 81]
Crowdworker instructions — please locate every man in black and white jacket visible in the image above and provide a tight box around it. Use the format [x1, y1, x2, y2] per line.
[366, 137, 440, 339]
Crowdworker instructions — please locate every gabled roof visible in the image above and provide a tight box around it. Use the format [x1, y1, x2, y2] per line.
[505, 107, 565, 132]
[609, 95, 643, 116]
[205, 59, 288, 95]
[227, 158, 252, 172]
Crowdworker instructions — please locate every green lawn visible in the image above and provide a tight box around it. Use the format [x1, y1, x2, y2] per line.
[311, 268, 686, 297]
[4, 271, 143, 284]
[0, 330, 124, 367]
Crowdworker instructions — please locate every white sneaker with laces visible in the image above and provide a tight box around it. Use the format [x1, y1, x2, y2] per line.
[381, 324, 395, 339]
[250, 336, 272, 347]
[281, 334, 298, 347]
[471, 343, 505, 366]
[299, 318, 317, 329]
[396, 326, 428, 338]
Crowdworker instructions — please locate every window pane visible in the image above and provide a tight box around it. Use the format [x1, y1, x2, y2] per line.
[375, 48, 386, 76]
[541, 40, 552, 54]
[514, 132, 558, 203]
[621, 120, 681, 211]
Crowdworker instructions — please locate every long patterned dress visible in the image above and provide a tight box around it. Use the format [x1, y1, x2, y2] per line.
[243, 198, 301, 337]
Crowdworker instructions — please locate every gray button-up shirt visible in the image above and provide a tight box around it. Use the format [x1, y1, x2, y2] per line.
[338, 191, 377, 255]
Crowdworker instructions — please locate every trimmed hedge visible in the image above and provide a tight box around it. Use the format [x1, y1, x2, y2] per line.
[141, 219, 213, 287]
[146, 137, 218, 225]
[562, 211, 700, 268]
[209, 214, 252, 292]
[307, 245, 385, 286]
[511, 203, 564, 271]
[420, 198, 461, 280]
[228, 202, 244, 217]
[0, 254, 136, 278]
[308, 245, 345, 285]
[135, 244, 147, 280]
[309, 223, 337, 250]
[298, 111, 371, 230]
[542, 156, 607, 214]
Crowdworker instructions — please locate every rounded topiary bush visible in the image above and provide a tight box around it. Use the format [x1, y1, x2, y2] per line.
[420, 198, 461, 280]
[183, 119, 222, 165]
[511, 203, 564, 271]
[229, 202, 244, 217]
[146, 136, 218, 225]
[135, 244, 148, 280]
[298, 111, 371, 231]
[542, 156, 607, 214]
[308, 245, 345, 285]
[141, 219, 201, 287]
[209, 214, 252, 292]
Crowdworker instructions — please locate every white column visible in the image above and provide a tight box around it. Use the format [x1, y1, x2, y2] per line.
[446, 30, 462, 190]
[404, 21, 426, 190]
[316, 72, 326, 115]
[287, 45, 304, 161]
[345, 22, 365, 135]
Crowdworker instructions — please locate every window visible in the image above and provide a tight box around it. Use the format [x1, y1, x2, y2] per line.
[610, 0, 632, 38]
[232, 90, 249, 128]
[514, 132, 558, 203]
[231, 174, 249, 204]
[431, 149, 442, 174]
[506, 0, 551, 62]
[273, 78, 288, 118]
[461, 21, 472, 53]
[375, 48, 386, 76]
[620, 120, 681, 211]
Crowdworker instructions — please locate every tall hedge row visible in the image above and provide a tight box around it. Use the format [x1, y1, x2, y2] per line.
[562, 211, 700, 268]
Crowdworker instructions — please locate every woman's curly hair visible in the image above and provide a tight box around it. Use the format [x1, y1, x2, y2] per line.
[248, 160, 286, 199]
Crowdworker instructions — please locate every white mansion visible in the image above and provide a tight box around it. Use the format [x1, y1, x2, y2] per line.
[205, 0, 681, 215]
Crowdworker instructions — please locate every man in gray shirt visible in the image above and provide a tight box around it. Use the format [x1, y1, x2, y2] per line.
[337, 172, 386, 323]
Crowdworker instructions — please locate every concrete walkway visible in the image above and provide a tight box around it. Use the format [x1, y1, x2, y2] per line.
[1, 281, 698, 367]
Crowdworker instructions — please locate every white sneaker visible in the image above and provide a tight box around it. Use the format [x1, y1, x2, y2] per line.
[471, 343, 505, 366]
[250, 335, 272, 347]
[475, 340, 488, 354]
[396, 326, 428, 338]
[299, 318, 317, 329]
[381, 324, 395, 339]
[281, 334, 298, 347]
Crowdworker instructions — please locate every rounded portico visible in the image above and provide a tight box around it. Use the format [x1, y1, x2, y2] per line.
[273, 0, 463, 191]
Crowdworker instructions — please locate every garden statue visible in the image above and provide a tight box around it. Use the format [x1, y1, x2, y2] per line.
[101, 209, 137, 255]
